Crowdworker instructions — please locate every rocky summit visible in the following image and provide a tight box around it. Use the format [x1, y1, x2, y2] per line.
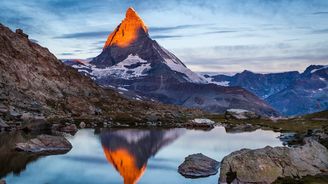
[0, 23, 201, 127]
[64, 7, 278, 117]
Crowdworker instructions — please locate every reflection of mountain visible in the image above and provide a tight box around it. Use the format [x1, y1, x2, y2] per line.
[100, 129, 183, 184]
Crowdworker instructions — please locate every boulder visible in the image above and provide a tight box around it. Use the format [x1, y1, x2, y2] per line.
[219, 138, 328, 184]
[0, 179, 5, 184]
[225, 109, 260, 120]
[15, 135, 72, 154]
[186, 118, 216, 129]
[15, 29, 28, 38]
[79, 121, 86, 128]
[178, 153, 220, 178]
[61, 124, 77, 134]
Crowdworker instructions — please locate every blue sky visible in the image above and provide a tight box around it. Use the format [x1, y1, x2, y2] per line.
[1, 0, 328, 73]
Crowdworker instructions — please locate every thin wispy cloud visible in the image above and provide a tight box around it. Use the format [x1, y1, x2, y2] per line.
[312, 11, 328, 15]
[54, 31, 110, 39]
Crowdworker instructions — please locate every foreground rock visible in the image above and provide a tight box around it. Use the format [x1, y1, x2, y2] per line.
[225, 109, 260, 120]
[15, 135, 72, 154]
[178, 153, 220, 178]
[220, 138, 328, 184]
[0, 179, 5, 184]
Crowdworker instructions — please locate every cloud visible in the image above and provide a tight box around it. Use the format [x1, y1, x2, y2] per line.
[312, 29, 328, 34]
[312, 11, 328, 15]
[53, 31, 110, 39]
[149, 24, 211, 32]
[60, 52, 74, 56]
[151, 35, 183, 39]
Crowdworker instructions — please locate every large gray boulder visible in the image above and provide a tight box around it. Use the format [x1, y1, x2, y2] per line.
[15, 135, 72, 154]
[178, 153, 220, 178]
[219, 138, 328, 184]
[225, 109, 260, 120]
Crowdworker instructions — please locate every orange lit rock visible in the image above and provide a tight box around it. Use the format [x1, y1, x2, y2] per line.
[103, 147, 146, 184]
[104, 7, 148, 48]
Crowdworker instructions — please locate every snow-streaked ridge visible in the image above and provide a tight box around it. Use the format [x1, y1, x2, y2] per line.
[155, 45, 207, 84]
[91, 54, 151, 79]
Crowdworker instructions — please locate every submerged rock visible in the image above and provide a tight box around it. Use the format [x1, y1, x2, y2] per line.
[225, 109, 260, 120]
[219, 138, 328, 184]
[178, 153, 220, 178]
[15, 135, 72, 154]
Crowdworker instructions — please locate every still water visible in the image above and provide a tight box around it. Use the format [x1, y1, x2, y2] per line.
[2, 126, 283, 184]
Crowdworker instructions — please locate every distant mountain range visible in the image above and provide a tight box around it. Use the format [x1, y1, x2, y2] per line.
[64, 7, 277, 117]
[202, 65, 328, 116]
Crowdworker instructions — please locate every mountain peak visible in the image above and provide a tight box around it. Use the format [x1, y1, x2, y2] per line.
[126, 7, 138, 19]
[104, 7, 148, 49]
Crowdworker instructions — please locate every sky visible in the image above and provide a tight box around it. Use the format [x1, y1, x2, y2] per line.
[1, 0, 328, 73]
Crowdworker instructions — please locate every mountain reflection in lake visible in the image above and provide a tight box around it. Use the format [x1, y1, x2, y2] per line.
[3, 126, 283, 184]
[100, 129, 184, 184]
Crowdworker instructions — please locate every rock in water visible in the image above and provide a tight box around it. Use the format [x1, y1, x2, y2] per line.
[225, 109, 260, 120]
[219, 138, 328, 184]
[178, 153, 220, 178]
[0, 179, 5, 184]
[15, 135, 72, 154]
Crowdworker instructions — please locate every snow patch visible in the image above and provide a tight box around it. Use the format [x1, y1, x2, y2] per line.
[91, 54, 151, 79]
[117, 87, 129, 91]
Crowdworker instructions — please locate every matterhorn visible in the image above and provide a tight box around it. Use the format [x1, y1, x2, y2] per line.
[65, 7, 277, 116]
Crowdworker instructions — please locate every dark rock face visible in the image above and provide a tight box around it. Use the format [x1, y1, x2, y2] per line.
[15, 135, 72, 154]
[178, 153, 220, 178]
[206, 65, 328, 116]
[219, 138, 328, 184]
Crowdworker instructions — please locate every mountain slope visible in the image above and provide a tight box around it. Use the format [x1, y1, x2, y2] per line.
[64, 7, 278, 117]
[204, 65, 328, 116]
[0, 23, 199, 124]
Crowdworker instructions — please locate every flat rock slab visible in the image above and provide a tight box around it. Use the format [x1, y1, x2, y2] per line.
[15, 134, 72, 154]
[220, 138, 328, 184]
[178, 153, 220, 178]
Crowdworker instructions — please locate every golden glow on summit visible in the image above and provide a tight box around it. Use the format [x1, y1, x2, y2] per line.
[104, 7, 148, 48]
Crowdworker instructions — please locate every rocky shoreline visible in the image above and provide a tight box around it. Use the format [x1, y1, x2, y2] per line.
[1, 108, 327, 183]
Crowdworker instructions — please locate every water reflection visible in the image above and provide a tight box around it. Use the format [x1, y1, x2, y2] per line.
[100, 128, 184, 184]
[0, 132, 42, 178]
